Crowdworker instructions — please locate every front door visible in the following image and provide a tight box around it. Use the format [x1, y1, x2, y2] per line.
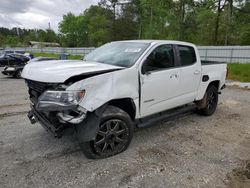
[140, 44, 180, 117]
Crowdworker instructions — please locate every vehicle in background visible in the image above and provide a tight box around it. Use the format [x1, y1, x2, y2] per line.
[0, 53, 30, 67]
[27, 57, 57, 63]
[2, 56, 57, 78]
[23, 52, 34, 59]
[22, 40, 227, 159]
[4, 50, 25, 55]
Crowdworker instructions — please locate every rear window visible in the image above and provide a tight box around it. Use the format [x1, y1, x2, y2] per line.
[178, 45, 196, 66]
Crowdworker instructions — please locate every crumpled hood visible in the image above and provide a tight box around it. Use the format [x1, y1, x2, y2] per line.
[21, 60, 123, 83]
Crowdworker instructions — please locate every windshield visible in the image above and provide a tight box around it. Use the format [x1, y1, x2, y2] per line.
[0, 52, 4, 58]
[84, 42, 149, 67]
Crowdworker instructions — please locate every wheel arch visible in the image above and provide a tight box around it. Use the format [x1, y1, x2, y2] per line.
[207, 80, 220, 91]
[14, 68, 23, 78]
[196, 79, 220, 101]
[108, 98, 136, 121]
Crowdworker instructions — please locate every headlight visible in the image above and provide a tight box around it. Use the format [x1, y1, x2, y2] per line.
[36, 90, 85, 111]
[6, 67, 15, 71]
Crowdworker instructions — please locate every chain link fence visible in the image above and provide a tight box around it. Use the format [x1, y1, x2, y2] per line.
[198, 46, 250, 63]
[3, 47, 95, 57]
[3, 46, 250, 63]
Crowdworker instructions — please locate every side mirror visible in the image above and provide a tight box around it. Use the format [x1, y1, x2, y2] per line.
[141, 59, 151, 75]
[141, 64, 147, 74]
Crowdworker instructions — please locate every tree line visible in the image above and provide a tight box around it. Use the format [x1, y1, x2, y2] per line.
[1, 0, 250, 47]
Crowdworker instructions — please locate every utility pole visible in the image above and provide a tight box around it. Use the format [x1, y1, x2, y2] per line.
[112, 0, 117, 40]
[48, 22, 51, 30]
[16, 27, 20, 36]
[225, 0, 233, 45]
[150, 6, 153, 38]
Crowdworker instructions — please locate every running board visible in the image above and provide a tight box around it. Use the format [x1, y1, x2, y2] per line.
[136, 104, 196, 128]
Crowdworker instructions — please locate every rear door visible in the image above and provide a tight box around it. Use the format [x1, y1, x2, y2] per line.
[140, 44, 181, 117]
[6, 55, 17, 66]
[176, 45, 201, 103]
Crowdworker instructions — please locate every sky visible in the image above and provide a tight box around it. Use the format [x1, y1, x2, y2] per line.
[0, 0, 98, 32]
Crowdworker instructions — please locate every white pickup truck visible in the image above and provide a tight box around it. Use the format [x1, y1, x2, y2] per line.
[22, 40, 227, 159]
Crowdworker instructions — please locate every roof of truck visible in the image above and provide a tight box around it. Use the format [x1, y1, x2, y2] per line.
[117, 40, 195, 47]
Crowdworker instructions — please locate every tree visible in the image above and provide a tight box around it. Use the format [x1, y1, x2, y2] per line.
[59, 13, 87, 47]
[84, 5, 113, 46]
[1, 0, 250, 47]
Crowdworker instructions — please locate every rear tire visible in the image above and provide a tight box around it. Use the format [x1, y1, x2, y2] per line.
[79, 105, 134, 159]
[196, 85, 218, 116]
[15, 69, 22, 79]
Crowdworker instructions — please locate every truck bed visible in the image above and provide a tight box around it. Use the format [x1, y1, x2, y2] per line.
[201, 60, 226, 65]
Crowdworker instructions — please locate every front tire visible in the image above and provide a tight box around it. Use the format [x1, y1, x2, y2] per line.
[79, 105, 134, 159]
[196, 85, 218, 116]
[15, 69, 22, 79]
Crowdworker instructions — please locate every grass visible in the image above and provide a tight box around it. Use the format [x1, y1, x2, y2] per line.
[227, 63, 250, 82]
[30, 52, 82, 60]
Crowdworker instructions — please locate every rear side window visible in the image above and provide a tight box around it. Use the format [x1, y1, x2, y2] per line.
[178, 45, 196, 66]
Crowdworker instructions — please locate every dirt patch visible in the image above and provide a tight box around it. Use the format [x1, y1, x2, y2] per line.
[0, 103, 29, 109]
[118, 171, 138, 186]
[226, 161, 250, 188]
[138, 147, 166, 162]
[226, 113, 241, 120]
[0, 111, 29, 119]
[227, 85, 250, 91]
[1, 74, 250, 188]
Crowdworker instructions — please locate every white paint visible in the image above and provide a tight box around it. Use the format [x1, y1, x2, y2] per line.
[67, 67, 140, 116]
[22, 40, 227, 119]
[196, 64, 227, 100]
[22, 60, 123, 83]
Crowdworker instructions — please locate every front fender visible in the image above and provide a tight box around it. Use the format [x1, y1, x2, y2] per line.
[75, 104, 107, 142]
[66, 68, 139, 113]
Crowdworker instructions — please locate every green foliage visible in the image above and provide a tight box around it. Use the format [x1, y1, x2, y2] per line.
[59, 13, 87, 47]
[233, 1, 250, 45]
[84, 6, 113, 46]
[0, 27, 59, 47]
[228, 63, 250, 82]
[1, 0, 250, 47]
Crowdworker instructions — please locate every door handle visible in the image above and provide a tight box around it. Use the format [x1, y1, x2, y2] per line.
[194, 70, 200, 75]
[170, 74, 178, 78]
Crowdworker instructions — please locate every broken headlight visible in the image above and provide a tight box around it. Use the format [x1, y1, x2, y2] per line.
[36, 90, 85, 111]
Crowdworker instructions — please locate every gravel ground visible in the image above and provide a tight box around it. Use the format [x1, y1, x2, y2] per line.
[0, 72, 249, 188]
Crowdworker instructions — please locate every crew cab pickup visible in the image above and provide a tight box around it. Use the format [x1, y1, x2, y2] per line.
[22, 40, 227, 159]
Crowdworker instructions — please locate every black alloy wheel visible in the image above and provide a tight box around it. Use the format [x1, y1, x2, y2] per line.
[79, 105, 134, 159]
[207, 89, 217, 110]
[196, 85, 218, 116]
[15, 69, 22, 79]
[93, 119, 129, 155]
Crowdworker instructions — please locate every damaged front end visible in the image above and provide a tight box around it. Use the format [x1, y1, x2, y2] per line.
[26, 79, 88, 138]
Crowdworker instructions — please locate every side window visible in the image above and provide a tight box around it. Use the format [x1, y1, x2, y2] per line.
[178, 45, 196, 66]
[143, 44, 175, 73]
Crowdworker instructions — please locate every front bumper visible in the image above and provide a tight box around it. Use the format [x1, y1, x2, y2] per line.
[28, 105, 87, 138]
[28, 105, 67, 138]
[1, 70, 15, 76]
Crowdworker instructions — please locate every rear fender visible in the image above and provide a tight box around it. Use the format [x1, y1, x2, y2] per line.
[196, 69, 226, 100]
[196, 78, 219, 100]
